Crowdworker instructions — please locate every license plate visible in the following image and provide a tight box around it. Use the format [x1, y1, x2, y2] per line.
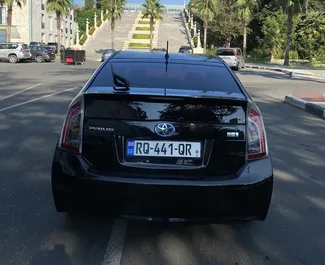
[126, 140, 201, 158]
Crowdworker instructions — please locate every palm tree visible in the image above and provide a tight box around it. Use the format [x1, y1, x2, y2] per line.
[141, 0, 165, 52]
[104, 0, 126, 50]
[2, 0, 25, 42]
[235, 0, 259, 57]
[190, 0, 218, 54]
[280, 0, 305, 65]
[46, 0, 71, 54]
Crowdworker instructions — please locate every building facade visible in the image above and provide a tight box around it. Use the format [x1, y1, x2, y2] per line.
[0, 0, 77, 47]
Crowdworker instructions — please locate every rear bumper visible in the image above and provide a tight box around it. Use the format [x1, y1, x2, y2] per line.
[52, 148, 273, 221]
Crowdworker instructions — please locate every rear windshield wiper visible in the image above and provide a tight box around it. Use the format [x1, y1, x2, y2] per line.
[111, 64, 130, 91]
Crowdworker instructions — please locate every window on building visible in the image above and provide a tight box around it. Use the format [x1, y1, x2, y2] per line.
[41, 14, 45, 29]
[0, 7, 6, 25]
[49, 16, 53, 30]
[41, 0, 45, 10]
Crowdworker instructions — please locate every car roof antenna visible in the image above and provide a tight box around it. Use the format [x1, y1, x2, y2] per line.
[165, 41, 169, 73]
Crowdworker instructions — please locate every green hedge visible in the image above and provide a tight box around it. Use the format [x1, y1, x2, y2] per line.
[97, 20, 102, 27]
[132, 34, 151, 39]
[138, 21, 152, 24]
[135, 26, 151, 31]
[128, 43, 150, 48]
[79, 35, 87, 45]
[89, 26, 95, 35]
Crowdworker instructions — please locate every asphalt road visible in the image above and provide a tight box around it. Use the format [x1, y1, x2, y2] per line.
[0, 60, 325, 265]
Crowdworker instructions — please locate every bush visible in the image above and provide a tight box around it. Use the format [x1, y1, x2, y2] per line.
[289, 50, 299, 60]
[316, 47, 325, 63]
[248, 48, 271, 62]
[79, 35, 87, 45]
[273, 50, 284, 59]
[132, 34, 151, 39]
[206, 47, 216, 56]
[128, 43, 150, 48]
[89, 27, 95, 35]
[97, 20, 102, 27]
[192, 36, 197, 47]
[135, 26, 151, 31]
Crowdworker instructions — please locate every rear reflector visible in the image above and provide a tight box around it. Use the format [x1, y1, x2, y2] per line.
[247, 107, 268, 160]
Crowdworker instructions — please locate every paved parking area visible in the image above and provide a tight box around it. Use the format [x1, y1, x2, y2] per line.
[0, 61, 325, 265]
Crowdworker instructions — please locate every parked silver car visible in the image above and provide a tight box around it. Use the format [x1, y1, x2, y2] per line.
[216, 47, 245, 71]
[0, 42, 32, 63]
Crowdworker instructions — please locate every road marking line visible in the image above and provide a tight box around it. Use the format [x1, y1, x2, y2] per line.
[0, 87, 78, 112]
[0, 83, 42, 101]
[102, 219, 128, 265]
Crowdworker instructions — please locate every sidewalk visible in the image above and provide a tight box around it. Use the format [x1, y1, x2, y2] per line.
[246, 63, 325, 82]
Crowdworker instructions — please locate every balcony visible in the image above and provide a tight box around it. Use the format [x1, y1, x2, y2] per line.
[65, 28, 68, 33]
[70, 29, 72, 34]
[41, 3, 45, 10]
[41, 22, 45, 29]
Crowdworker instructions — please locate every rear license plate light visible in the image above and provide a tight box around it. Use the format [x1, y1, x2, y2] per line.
[126, 140, 201, 158]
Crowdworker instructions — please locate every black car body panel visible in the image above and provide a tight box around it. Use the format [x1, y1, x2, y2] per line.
[51, 51, 273, 222]
[52, 148, 273, 221]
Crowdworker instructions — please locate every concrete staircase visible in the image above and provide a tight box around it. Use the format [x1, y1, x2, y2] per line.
[157, 13, 190, 53]
[123, 12, 159, 51]
[84, 12, 138, 61]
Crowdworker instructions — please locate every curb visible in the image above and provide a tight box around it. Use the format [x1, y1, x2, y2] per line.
[245, 65, 325, 83]
[285, 95, 325, 119]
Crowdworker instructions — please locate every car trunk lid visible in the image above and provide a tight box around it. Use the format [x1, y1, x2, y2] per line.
[82, 88, 247, 179]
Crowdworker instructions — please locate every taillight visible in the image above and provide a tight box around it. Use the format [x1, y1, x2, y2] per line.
[20, 48, 24, 52]
[59, 101, 82, 153]
[247, 106, 268, 160]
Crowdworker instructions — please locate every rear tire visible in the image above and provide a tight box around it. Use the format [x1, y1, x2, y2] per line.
[36, 55, 43, 63]
[8, 55, 18, 63]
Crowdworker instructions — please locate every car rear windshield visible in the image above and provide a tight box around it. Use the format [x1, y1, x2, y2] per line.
[91, 62, 241, 92]
[217, 49, 236, 56]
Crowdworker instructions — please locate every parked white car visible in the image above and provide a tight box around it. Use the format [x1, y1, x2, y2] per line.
[216, 47, 245, 71]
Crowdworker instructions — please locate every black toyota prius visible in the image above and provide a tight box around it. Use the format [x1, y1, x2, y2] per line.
[51, 51, 273, 222]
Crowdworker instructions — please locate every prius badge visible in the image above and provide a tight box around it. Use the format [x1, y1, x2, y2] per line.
[154, 123, 175, 137]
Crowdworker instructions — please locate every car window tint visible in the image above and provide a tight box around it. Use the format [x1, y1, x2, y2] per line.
[92, 62, 240, 92]
[217, 49, 236, 56]
[9, 44, 18, 49]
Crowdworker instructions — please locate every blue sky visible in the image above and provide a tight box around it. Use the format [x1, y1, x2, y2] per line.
[74, 0, 185, 5]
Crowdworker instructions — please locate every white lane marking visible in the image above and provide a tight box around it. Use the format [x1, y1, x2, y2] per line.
[102, 219, 128, 265]
[0, 83, 42, 101]
[0, 86, 78, 112]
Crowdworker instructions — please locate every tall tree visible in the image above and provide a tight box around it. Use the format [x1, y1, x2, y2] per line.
[2, 0, 25, 42]
[190, 0, 218, 54]
[279, 0, 305, 65]
[141, 0, 165, 52]
[46, 0, 71, 54]
[102, 0, 126, 49]
[209, 0, 242, 48]
[235, 0, 259, 56]
[85, 0, 94, 9]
